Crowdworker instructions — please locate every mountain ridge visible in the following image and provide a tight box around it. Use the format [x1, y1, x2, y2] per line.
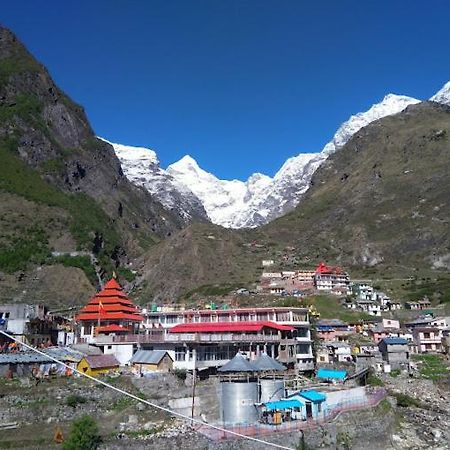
[113, 92, 429, 229]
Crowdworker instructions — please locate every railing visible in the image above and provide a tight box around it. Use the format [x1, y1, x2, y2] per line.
[195, 388, 387, 441]
[94, 333, 298, 345]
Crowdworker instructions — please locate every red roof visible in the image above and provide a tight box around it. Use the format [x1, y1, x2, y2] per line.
[169, 321, 294, 333]
[315, 261, 345, 275]
[76, 312, 144, 321]
[96, 325, 131, 333]
[103, 278, 122, 290]
[76, 278, 143, 324]
[82, 304, 139, 313]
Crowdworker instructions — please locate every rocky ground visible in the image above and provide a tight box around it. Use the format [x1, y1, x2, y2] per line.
[0, 367, 449, 449]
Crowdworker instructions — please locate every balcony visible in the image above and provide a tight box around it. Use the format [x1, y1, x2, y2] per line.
[94, 332, 297, 345]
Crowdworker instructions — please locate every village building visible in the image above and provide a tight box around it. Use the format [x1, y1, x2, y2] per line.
[87, 307, 313, 372]
[129, 349, 173, 373]
[352, 283, 374, 300]
[325, 342, 352, 363]
[77, 354, 120, 377]
[405, 316, 447, 330]
[0, 303, 56, 348]
[314, 262, 351, 294]
[412, 327, 443, 353]
[378, 337, 410, 370]
[382, 318, 400, 329]
[356, 300, 381, 316]
[442, 329, 450, 360]
[316, 319, 353, 342]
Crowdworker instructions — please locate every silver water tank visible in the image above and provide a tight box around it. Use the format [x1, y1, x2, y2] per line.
[259, 378, 285, 403]
[221, 380, 259, 425]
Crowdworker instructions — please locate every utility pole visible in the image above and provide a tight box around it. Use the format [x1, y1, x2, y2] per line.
[191, 347, 197, 425]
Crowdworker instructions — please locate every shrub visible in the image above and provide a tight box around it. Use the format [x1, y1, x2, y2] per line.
[61, 415, 102, 450]
[394, 393, 420, 408]
[367, 373, 385, 387]
[173, 368, 187, 381]
[389, 369, 401, 378]
[66, 394, 87, 408]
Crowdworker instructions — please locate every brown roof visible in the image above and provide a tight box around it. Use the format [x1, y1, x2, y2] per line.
[84, 354, 119, 369]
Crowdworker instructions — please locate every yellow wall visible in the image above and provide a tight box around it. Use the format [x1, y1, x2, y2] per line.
[77, 358, 118, 377]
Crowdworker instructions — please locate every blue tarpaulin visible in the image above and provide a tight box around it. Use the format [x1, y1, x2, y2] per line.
[298, 390, 326, 403]
[264, 399, 304, 410]
[316, 368, 347, 381]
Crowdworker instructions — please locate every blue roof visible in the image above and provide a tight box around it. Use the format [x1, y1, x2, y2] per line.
[381, 337, 408, 345]
[298, 390, 326, 403]
[316, 368, 347, 380]
[264, 399, 304, 410]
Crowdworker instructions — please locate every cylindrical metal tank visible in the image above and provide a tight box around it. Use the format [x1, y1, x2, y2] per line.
[259, 378, 285, 403]
[221, 380, 259, 425]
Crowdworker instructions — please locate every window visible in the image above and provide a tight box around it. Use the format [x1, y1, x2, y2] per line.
[175, 347, 186, 361]
[107, 345, 112, 350]
[423, 333, 430, 339]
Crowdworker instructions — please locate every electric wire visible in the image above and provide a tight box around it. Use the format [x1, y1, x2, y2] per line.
[0, 330, 295, 450]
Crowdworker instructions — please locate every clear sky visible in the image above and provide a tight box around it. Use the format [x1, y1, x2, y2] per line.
[2, 1, 450, 180]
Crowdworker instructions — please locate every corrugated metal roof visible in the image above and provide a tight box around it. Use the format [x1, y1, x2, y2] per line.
[0, 352, 52, 364]
[316, 368, 347, 380]
[252, 353, 286, 371]
[130, 350, 171, 365]
[218, 353, 258, 372]
[84, 354, 119, 369]
[43, 347, 84, 363]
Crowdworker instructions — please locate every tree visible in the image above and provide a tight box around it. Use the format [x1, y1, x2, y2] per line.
[61, 415, 102, 450]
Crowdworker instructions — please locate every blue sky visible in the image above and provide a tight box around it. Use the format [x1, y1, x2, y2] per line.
[2, 1, 450, 179]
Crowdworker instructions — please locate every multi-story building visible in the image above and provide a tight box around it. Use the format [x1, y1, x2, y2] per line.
[314, 262, 350, 294]
[0, 304, 53, 347]
[142, 306, 314, 371]
[82, 306, 314, 371]
[412, 327, 442, 353]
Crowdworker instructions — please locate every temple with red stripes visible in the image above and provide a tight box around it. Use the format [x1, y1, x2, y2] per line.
[76, 278, 143, 341]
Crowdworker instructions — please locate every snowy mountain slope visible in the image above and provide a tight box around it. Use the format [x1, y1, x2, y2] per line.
[430, 81, 450, 105]
[164, 93, 420, 228]
[103, 139, 209, 223]
[322, 94, 421, 155]
[109, 83, 450, 229]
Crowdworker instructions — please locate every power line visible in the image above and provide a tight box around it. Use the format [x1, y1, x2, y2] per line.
[0, 330, 295, 450]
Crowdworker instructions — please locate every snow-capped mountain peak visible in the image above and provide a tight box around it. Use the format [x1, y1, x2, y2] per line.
[430, 81, 450, 105]
[322, 93, 420, 155]
[110, 81, 450, 229]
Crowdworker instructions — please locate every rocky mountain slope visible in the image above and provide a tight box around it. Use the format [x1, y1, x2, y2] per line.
[114, 94, 421, 229]
[0, 26, 186, 305]
[138, 101, 450, 300]
[106, 139, 208, 223]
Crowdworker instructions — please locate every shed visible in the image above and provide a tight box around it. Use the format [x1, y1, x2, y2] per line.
[297, 390, 327, 419]
[77, 354, 119, 377]
[130, 350, 173, 372]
